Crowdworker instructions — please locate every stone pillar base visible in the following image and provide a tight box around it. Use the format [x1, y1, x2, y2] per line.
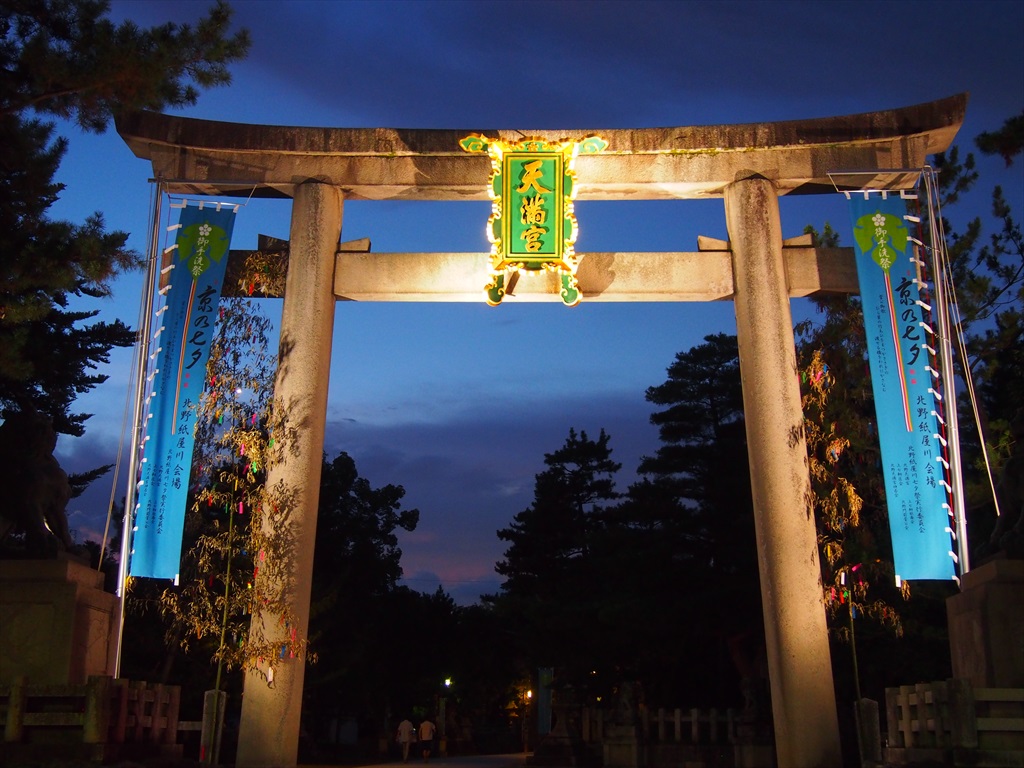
[529, 706, 593, 767]
[947, 556, 1024, 688]
[603, 724, 643, 768]
[0, 556, 116, 686]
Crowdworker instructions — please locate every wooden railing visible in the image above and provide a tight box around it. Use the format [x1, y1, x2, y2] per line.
[574, 704, 774, 768]
[0, 675, 184, 762]
[578, 705, 749, 745]
[885, 679, 1024, 767]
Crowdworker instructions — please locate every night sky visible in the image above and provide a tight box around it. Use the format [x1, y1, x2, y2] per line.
[49, 0, 1024, 603]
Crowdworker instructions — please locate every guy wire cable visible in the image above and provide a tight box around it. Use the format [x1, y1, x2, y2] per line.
[98, 182, 160, 572]
[112, 179, 165, 676]
[930, 168, 1003, 523]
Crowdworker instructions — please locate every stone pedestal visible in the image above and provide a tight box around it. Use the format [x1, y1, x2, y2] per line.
[603, 723, 643, 768]
[0, 556, 116, 685]
[853, 698, 882, 765]
[529, 703, 592, 767]
[946, 557, 1024, 688]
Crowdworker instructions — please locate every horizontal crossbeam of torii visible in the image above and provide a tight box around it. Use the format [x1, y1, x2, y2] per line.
[117, 93, 967, 768]
[223, 233, 858, 301]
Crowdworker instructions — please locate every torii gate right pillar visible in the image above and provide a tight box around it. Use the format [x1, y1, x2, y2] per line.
[726, 176, 842, 766]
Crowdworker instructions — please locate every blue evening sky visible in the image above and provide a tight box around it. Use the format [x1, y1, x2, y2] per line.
[50, 0, 1023, 603]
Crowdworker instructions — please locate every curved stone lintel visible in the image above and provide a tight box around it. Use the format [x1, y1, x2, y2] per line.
[116, 94, 967, 201]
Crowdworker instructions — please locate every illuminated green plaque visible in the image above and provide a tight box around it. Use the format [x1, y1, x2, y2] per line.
[460, 134, 607, 306]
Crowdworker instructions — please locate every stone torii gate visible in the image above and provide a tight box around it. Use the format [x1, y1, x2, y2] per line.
[117, 93, 966, 768]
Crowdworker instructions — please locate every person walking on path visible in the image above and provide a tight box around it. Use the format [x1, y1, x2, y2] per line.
[397, 717, 416, 763]
[418, 717, 437, 762]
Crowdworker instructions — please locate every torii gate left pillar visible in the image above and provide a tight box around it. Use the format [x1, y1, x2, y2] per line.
[235, 182, 343, 768]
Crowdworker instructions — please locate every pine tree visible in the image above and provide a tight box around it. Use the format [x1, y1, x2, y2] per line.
[974, 112, 1024, 168]
[1, 0, 250, 130]
[638, 333, 752, 566]
[627, 334, 764, 706]
[304, 450, 420, 718]
[491, 428, 620, 693]
[313, 451, 419, 600]
[1, 0, 249, 432]
[495, 428, 619, 595]
[0, 114, 136, 434]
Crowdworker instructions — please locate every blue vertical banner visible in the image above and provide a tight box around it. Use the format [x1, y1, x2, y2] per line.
[131, 203, 237, 579]
[849, 192, 955, 581]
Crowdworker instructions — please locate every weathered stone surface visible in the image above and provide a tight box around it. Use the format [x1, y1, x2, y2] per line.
[329, 246, 857, 303]
[220, 246, 855, 302]
[947, 557, 1024, 688]
[234, 182, 344, 768]
[726, 177, 842, 768]
[0, 557, 115, 686]
[117, 94, 966, 201]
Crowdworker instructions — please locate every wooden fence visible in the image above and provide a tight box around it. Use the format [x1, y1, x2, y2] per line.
[575, 705, 774, 768]
[885, 679, 1024, 767]
[0, 675, 185, 763]
[579, 706, 754, 745]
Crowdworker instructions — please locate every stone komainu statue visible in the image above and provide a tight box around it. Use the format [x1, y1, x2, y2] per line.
[0, 408, 74, 556]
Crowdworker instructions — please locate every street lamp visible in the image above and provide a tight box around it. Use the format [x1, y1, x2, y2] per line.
[439, 678, 451, 755]
[522, 688, 533, 753]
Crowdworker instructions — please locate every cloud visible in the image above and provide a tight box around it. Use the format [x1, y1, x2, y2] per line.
[325, 390, 659, 604]
[55, 380, 660, 603]
[54, 429, 126, 545]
